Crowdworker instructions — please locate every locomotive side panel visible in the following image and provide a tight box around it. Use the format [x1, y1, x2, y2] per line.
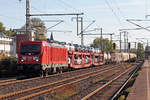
[41, 46, 52, 65]
[51, 47, 68, 64]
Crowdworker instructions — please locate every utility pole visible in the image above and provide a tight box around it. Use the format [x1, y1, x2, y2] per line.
[125, 31, 128, 52]
[135, 42, 137, 49]
[81, 17, 84, 46]
[110, 33, 113, 43]
[20, 0, 31, 40]
[127, 32, 129, 52]
[120, 32, 122, 52]
[110, 33, 113, 53]
[100, 28, 103, 52]
[124, 31, 126, 52]
[73, 17, 84, 46]
[26, 0, 31, 41]
[76, 15, 79, 36]
[72, 17, 95, 46]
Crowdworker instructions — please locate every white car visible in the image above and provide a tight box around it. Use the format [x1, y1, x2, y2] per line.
[67, 43, 75, 51]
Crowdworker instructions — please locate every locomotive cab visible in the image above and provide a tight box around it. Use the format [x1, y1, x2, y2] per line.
[17, 41, 43, 75]
[19, 43, 41, 63]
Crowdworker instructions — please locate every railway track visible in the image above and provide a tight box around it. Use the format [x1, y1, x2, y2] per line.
[0, 63, 126, 88]
[0, 63, 124, 100]
[78, 64, 138, 100]
[29, 63, 137, 100]
[110, 62, 142, 100]
[0, 64, 109, 87]
[80, 66, 135, 100]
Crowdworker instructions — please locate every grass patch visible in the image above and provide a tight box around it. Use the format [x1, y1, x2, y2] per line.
[120, 64, 129, 69]
[125, 87, 131, 93]
[118, 95, 125, 100]
[51, 84, 77, 100]
[93, 76, 105, 83]
[93, 72, 115, 83]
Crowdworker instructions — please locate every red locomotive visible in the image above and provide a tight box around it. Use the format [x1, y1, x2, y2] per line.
[17, 41, 104, 76]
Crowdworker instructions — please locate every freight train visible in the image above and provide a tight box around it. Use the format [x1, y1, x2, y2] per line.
[17, 41, 136, 76]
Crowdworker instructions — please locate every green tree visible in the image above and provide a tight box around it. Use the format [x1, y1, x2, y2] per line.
[21, 18, 47, 40]
[0, 22, 5, 33]
[0, 22, 14, 37]
[130, 48, 137, 54]
[91, 37, 115, 52]
[4, 29, 14, 37]
[137, 43, 145, 60]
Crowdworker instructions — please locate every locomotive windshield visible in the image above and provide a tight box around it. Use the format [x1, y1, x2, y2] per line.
[20, 44, 41, 55]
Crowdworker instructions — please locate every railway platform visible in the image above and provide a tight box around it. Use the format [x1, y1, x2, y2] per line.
[127, 60, 150, 100]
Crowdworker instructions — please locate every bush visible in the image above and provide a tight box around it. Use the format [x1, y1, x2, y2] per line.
[0, 56, 17, 77]
[118, 95, 125, 100]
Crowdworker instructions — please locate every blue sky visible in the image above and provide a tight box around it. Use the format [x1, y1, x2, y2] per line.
[0, 0, 150, 47]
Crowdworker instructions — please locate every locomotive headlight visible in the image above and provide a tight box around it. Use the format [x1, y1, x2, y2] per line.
[33, 56, 40, 61]
[20, 56, 26, 62]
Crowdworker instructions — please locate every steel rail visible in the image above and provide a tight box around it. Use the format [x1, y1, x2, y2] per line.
[110, 63, 141, 100]
[81, 66, 135, 100]
[16, 67, 119, 100]
[1, 66, 118, 100]
[0, 75, 40, 86]
[0, 64, 110, 86]
[0, 79, 16, 84]
[0, 65, 117, 99]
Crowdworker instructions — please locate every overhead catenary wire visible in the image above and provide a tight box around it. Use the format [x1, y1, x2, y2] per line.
[28, 1, 77, 39]
[113, 0, 125, 18]
[50, 0, 99, 33]
[105, 0, 123, 28]
[29, 1, 66, 21]
[31, 0, 81, 33]
[57, 0, 81, 13]
[56, 0, 99, 27]
[51, 0, 100, 45]
[22, 0, 118, 44]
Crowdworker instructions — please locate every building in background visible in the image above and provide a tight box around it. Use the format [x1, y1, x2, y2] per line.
[13, 29, 35, 54]
[0, 32, 15, 56]
[0, 29, 35, 57]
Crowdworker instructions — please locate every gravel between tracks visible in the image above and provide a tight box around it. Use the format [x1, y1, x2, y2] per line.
[27, 63, 136, 100]
[0, 63, 133, 100]
[0, 64, 120, 96]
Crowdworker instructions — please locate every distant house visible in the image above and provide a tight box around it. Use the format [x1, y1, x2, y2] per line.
[0, 29, 36, 57]
[0, 32, 15, 56]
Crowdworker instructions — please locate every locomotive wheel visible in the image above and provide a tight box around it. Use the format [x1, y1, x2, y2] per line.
[40, 70, 44, 78]
[59, 67, 63, 73]
[45, 69, 49, 77]
[48, 68, 53, 75]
